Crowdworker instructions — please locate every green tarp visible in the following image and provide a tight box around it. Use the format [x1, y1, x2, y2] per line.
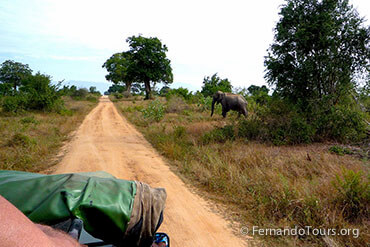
[0, 170, 136, 244]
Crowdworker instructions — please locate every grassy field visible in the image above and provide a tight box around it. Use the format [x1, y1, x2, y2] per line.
[114, 96, 369, 247]
[0, 96, 97, 172]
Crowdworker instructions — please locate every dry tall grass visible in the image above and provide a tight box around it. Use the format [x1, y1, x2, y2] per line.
[0, 97, 97, 172]
[116, 99, 369, 247]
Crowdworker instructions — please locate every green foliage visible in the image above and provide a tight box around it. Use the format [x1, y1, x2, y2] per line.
[0, 82, 12, 96]
[86, 95, 98, 103]
[159, 86, 170, 96]
[315, 104, 367, 142]
[1, 95, 27, 112]
[201, 73, 232, 98]
[166, 87, 193, 101]
[246, 85, 271, 105]
[7, 133, 35, 147]
[201, 125, 235, 144]
[265, 0, 370, 107]
[247, 85, 269, 96]
[141, 100, 165, 122]
[1, 72, 63, 112]
[332, 168, 369, 220]
[329, 145, 353, 156]
[0, 60, 32, 94]
[89, 86, 100, 96]
[59, 85, 78, 96]
[113, 92, 123, 99]
[102, 52, 133, 85]
[104, 35, 173, 100]
[20, 116, 39, 125]
[238, 95, 366, 144]
[20, 72, 63, 111]
[71, 88, 89, 99]
[194, 93, 216, 113]
[238, 118, 262, 141]
[107, 84, 125, 94]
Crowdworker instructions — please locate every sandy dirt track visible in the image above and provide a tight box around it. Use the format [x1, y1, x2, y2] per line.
[53, 96, 247, 246]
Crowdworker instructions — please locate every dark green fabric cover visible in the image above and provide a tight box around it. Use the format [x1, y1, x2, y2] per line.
[0, 170, 136, 243]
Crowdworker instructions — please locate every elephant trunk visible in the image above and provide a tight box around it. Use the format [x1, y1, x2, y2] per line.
[211, 98, 216, 116]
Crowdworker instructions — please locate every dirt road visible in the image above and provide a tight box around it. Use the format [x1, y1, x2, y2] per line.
[53, 96, 247, 246]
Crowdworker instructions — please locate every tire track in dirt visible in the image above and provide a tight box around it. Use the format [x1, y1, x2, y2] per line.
[52, 96, 248, 246]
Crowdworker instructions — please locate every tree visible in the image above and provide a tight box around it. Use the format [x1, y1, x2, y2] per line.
[247, 85, 269, 96]
[0, 60, 32, 94]
[103, 36, 173, 99]
[89, 86, 99, 94]
[102, 52, 134, 95]
[201, 73, 232, 98]
[107, 84, 125, 94]
[166, 87, 193, 100]
[20, 72, 61, 110]
[264, 0, 370, 107]
[126, 35, 173, 99]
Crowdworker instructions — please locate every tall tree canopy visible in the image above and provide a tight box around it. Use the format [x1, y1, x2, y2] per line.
[247, 85, 269, 96]
[103, 35, 173, 99]
[264, 0, 370, 107]
[0, 60, 33, 94]
[201, 73, 232, 98]
[102, 52, 134, 94]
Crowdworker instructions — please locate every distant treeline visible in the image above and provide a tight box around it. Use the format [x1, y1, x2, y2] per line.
[0, 60, 101, 113]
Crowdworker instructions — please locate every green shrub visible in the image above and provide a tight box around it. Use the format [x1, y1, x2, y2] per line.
[71, 88, 89, 99]
[7, 133, 35, 147]
[114, 92, 123, 99]
[329, 145, 353, 155]
[315, 105, 367, 142]
[332, 168, 369, 221]
[86, 95, 98, 103]
[1, 95, 27, 112]
[238, 118, 263, 140]
[286, 114, 315, 144]
[201, 125, 235, 144]
[196, 95, 217, 113]
[141, 100, 165, 122]
[20, 116, 39, 125]
[166, 87, 193, 101]
[19, 72, 64, 112]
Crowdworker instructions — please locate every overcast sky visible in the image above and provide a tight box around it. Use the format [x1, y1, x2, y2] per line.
[0, 0, 369, 92]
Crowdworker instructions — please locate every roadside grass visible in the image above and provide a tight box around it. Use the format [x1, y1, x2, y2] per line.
[115, 98, 369, 247]
[0, 96, 97, 172]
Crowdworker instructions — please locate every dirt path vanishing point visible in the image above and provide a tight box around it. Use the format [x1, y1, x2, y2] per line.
[52, 96, 247, 246]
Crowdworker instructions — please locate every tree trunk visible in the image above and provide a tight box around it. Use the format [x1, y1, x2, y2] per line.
[144, 80, 152, 100]
[126, 82, 132, 95]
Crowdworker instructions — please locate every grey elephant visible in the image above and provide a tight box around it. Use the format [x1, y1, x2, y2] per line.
[211, 91, 248, 118]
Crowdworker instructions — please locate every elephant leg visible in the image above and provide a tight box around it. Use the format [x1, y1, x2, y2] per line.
[221, 106, 227, 118]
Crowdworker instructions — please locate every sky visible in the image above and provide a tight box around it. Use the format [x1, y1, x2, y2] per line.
[0, 0, 369, 93]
